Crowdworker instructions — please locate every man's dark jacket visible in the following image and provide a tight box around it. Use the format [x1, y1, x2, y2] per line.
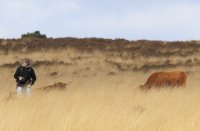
[14, 65, 36, 85]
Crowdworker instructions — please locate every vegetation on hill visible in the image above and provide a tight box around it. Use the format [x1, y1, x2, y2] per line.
[21, 31, 47, 39]
[0, 37, 200, 73]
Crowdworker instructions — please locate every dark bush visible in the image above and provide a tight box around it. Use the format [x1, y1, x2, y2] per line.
[21, 31, 47, 39]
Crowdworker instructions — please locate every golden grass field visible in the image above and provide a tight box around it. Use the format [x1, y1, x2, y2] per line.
[0, 38, 200, 131]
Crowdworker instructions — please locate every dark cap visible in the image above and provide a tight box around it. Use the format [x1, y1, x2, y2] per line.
[22, 58, 31, 67]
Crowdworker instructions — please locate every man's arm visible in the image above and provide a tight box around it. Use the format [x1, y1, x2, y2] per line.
[14, 66, 21, 81]
[30, 68, 36, 85]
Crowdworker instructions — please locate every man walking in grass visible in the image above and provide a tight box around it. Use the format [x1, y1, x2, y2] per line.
[14, 58, 36, 96]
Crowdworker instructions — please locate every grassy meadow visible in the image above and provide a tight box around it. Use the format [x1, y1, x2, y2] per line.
[0, 38, 200, 131]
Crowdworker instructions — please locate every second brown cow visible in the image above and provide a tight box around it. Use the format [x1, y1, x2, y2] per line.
[140, 71, 187, 89]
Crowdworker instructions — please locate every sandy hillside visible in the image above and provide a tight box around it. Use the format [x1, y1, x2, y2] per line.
[0, 38, 200, 131]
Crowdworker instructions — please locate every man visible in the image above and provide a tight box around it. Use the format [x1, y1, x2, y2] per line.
[14, 58, 36, 95]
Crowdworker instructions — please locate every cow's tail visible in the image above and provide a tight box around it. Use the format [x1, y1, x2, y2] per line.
[185, 71, 190, 76]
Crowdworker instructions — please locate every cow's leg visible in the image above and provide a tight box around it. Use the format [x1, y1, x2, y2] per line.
[182, 80, 186, 88]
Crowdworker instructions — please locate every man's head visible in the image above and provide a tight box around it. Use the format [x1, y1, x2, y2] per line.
[22, 58, 31, 67]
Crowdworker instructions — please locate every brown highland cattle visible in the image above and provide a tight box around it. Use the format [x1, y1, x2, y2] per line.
[140, 71, 187, 89]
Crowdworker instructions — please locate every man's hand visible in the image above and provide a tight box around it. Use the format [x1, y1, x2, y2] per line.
[19, 77, 23, 81]
[29, 80, 34, 85]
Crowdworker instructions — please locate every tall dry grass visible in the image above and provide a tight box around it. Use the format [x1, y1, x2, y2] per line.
[0, 69, 200, 131]
[0, 39, 200, 130]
